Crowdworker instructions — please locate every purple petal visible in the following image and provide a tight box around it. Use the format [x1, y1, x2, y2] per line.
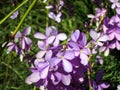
[23, 27, 31, 36]
[53, 38, 60, 46]
[99, 46, 106, 52]
[46, 27, 52, 36]
[90, 30, 98, 41]
[46, 36, 55, 44]
[82, 48, 91, 55]
[116, 41, 120, 50]
[15, 31, 22, 38]
[64, 50, 75, 60]
[10, 10, 19, 19]
[25, 72, 40, 84]
[50, 57, 61, 67]
[61, 74, 71, 86]
[36, 51, 46, 58]
[45, 50, 52, 60]
[62, 59, 73, 72]
[20, 39, 25, 49]
[80, 53, 88, 65]
[48, 12, 56, 20]
[56, 12, 62, 23]
[57, 33, 67, 41]
[71, 30, 80, 42]
[40, 65, 49, 79]
[104, 48, 110, 56]
[34, 58, 45, 65]
[51, 72, 61, 85]
[82, 33, 87, 46]
[109, 32, 115, 40]
[98, 35, 108, 42]
[24, 37, 32, 45]
[7, 45, 14, 53]
[116, 8, 120, 14]
[100, 83, 110, 88]
[115, 33, 120, 41]
[34, 33, 46, 39]
[37, 41, 45, 50]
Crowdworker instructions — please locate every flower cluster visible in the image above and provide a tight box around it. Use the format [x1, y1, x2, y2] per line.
[5, 0, 120, 89]
[47, 0, 64, 23]
[6, 27, 32, 61]
[25, 27, 91, 89]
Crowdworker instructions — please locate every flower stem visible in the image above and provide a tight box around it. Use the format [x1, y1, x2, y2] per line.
[0, 0, 28, 24]
[11, 0, 37, 38]
[88, 54, 93, 90]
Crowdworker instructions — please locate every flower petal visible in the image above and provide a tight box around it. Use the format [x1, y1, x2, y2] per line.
[80, 53, 88, 65]
[62, 74, 71, 86]
[57, 33, 67, 41]
[71, 30, 80, 42]
[45, 50, 52, 60]
[15, 31, 22, 38]
[90, 30, 98, 41]
[46, 36, 55, 44]
[62, 59, 73, 72]
[50, 57, 61, 67]
[40, 65, 49, 79]
[34, 33, 46, 39]
[25, 72, 40, 84]
[36, 51, 46, 58]
[24, 27, 31, 36]
[64, 50, 75, 60]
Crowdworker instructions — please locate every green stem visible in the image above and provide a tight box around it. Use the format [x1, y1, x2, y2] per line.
[12, 0, 37, 38]
[33, 86, 36, 90]
[0, 0, 28, 24]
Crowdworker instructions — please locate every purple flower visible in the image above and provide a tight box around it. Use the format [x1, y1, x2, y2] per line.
[92, 70, 110, 90]
[48, 12, 62, 23]
[99, 42, 111, 56]
[15, 27, 32, 51]
[50, 50, 75, 73]
[46, 29, 67, 46]
[90, 30, 108, 46]
[96, 55, 103, 65]
[69, 30, 91, 65]
[7, 42, 18, 54]
[88, 8, 106, 21]
[110, 0, 120, 9]
[10, 10, 19, 19]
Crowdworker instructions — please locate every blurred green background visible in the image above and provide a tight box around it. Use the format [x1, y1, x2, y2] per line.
[0, 0, 120, 90]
